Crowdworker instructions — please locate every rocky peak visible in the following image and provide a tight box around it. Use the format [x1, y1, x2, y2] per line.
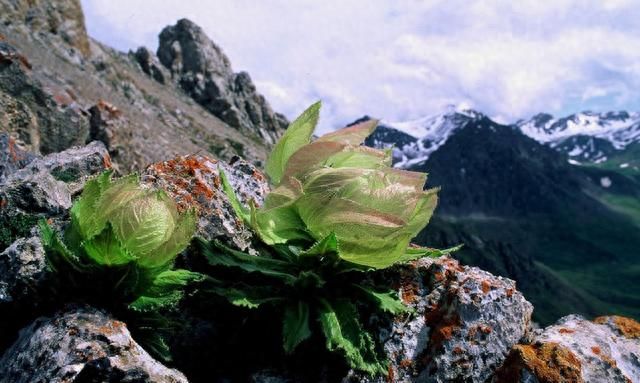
[157, 18, 288, 145]
[0, 0, 90, 57]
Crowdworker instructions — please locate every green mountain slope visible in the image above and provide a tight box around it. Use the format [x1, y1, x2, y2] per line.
[405, 118, 640, 324]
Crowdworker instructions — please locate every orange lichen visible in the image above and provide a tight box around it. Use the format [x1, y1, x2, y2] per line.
[481, 280, 492, 294]
[96, 99, 122, 119]
[399, 359, 414, 368]
[429, 315, 462, 349]
[505, 288, 514, 298]
[102, 154, 112, 169]
[493, 342, 583, 383]
[452, 346, 464, 355]
[558, 328, 575, 334]
[591, 346, 618, 368]
[386, 364, 395, 383]
[594, 316, 640, 339]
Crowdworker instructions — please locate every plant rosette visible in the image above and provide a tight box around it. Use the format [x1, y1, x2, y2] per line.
[39, 170, 202, 359]
[206, 102, 457, 376]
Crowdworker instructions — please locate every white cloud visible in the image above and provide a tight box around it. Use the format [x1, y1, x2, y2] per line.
[81, 0, 640, 132]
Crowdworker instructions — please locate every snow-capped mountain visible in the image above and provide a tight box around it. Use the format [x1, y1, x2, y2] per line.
[516, 111, 640, 163]
[369, 105, 484, 168]
[363, 108, 640, 167]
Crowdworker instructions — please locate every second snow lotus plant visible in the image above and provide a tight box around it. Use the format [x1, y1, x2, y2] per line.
[39, 171, 202, 359]
[206, 102, 453, 375]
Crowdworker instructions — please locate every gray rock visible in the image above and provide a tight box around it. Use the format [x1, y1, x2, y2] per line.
[0, 140, 110, 250]
[0, 0, 90, 56]
[157, 18, 287, 145]
[0, 306, 188, 382]
[0, 133, 37, 182]
[142, 154, 269, 251]
[493, 314, 640, 383]
[133, 46, 167, 84]
[0, 234, 45, 303]
[0, 41, 90, 154]
[365, 256, 533, 383]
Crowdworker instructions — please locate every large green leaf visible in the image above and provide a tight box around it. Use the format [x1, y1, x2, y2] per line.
[283, 301, 312, 353]
[253, 177, 311, 244]
[202, 239, 298, 284]
[129, 269, 204, 312]
[82, 225, 137, 266]
[265, 101, 321, 185]
[39, 219, 84, 272]
[315, 118, 379, 145]
[317, 298, 386, 375]
[218, 168, 250, 224]
[354, 284, 412, 315]
[70, 170, 112, 240]
[137, 207, 197, 269]
[206, 278, 284, 308]
[110, 191, 176, 259]
[397, 244, 462, 263]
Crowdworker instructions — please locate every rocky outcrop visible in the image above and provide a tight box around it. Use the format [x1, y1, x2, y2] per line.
[142, 154, 269, 251]
[0, 41, 89, 154]
[157, 18, 288, 144]
[0, 140, 110, 251]
[373, 257, 534, 383]
[0, 0, 90, 56]
[494, 314, 640, 383]
[133, 46, 168, 84]
[0, 306, 188, 382]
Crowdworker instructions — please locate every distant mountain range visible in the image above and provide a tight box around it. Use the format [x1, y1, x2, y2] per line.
[366, 106, 640, 173]
[362, 108, 640, 324]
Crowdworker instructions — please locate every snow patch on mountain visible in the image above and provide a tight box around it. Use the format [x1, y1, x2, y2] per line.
[518, 111, 639, 145]
[380, 106, 483, 168]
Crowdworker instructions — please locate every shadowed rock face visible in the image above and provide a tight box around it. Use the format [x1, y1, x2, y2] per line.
[0, 41, 90, 155]
[157, 18, 288, 145]
[0, 306, 188, 383]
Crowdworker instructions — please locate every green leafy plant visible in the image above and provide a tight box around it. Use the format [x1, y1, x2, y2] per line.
[39, 170, 202, 359]
[206, 102, 454, 375]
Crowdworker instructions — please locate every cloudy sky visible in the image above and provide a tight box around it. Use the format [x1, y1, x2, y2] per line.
[81, 0, 640, 133]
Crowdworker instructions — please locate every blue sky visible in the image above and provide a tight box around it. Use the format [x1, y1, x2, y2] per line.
[81, 0, 640, 132]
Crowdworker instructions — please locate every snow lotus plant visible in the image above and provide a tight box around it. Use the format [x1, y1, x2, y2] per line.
[39, 171, 202, 359]
[207, 102, 453, 375]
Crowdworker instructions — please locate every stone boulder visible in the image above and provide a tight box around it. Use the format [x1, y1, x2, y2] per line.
[0, 306, 188, 382]
[157, 18, 288, 144]
[0, 234, 45, 304]
[369, 256, 534, 383]
[142, 154, 269, 251]
[493, 314, 640, 383]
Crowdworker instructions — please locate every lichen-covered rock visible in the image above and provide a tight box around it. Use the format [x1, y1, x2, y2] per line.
[0, 234, 45, 304]
[0, 133, 36, 182]
[0, 306, 188, 382]
[142, 154, 269, 251]
[370, 256, 533, 383]
[157, 18, 287, 144]
[493, 314, 640, 383]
